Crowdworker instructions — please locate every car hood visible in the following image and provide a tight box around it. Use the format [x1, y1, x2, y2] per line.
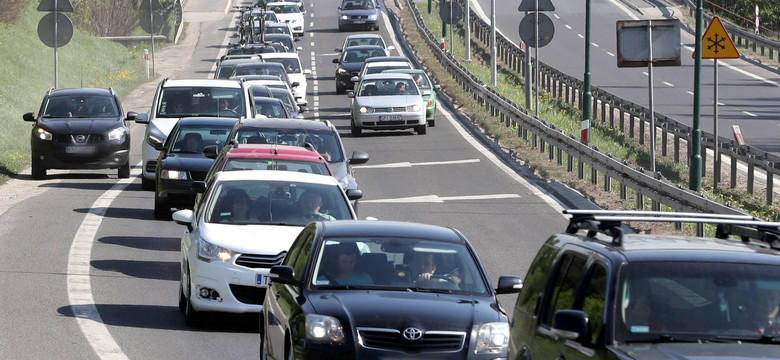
[611, 342, 780, 360]
[160, 153, 214, 171]
[308, 290, 502, 332]
[200, 223, 303, 255]
[150, 117, 181, 137]
[355, 95, 422, 107]
[339, 62, 364, 73]
[275, 13, 302, 22]
[38, 118, 122, 134]
[340, 9, 378, 17]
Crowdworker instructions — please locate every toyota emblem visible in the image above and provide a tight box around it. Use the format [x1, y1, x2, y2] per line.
[402, 327, 423, 341]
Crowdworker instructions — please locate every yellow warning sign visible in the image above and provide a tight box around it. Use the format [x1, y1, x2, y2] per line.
[698, 17, 740, 59]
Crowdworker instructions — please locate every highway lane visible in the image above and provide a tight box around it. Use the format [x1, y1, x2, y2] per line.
[472, 0, 780, 154]
[0, 0, 568, 358]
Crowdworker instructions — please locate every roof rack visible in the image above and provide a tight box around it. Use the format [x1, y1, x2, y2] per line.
[563, 209, 780, 249]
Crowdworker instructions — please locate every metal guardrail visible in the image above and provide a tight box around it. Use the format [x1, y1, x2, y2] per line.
[401, 0, 760, 216]
[454, 0, 780, 206]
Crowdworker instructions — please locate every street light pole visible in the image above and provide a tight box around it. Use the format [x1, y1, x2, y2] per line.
[690, 0, 703, 191]
[582, 0, 592, 144]
[491, 0, 496, 86]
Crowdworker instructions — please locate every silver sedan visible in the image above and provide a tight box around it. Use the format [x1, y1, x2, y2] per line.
[348, 73, 426, 136]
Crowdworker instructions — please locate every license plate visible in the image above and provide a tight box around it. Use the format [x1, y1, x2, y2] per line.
[379, 115, 402, 121]
[353, 21, 366, 24]
[66, 146, 95, 154]
[256, 274, 269, 287]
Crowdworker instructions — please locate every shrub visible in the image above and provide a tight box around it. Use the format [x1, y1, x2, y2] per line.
[0, 0, 28, 24]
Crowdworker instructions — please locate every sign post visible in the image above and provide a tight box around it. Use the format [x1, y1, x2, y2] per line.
[37, 0, 74, 89]
[517, 0, 555, 117]
[696, 16, 739, 188]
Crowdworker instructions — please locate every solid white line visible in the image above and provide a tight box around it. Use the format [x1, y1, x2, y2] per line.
[361, 194, 521, 203]
[607, 0, 640, 20]
[642, 72, 648, 76]
[356, 159, 480, 169]
[743, 111, 757, 117]
[68, 165, 140, 360]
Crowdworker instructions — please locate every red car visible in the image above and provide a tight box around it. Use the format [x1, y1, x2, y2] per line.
[203, 143, 333, 184]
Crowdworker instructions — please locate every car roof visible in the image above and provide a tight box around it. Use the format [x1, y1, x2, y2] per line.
[238, 118, 331, 130]
[235, 62, 285, 69]
[214, 169, 339, 185]
[364, 61, 411, 68]
[49, 88, 114, 96]
[346, 34, 383, 40]
[364, 56, 410, 64]
[253, 96, 284, 104]
[362, 73, 414, 80]
[163, 79, 242, 88]
[384, 68, 425, 75]
[175, 117, 240, 126]
[261, 52, 299, 60]
[319, 220, 466, 243]
[226, 144, 326, 161]
[343, 45, 386, 51]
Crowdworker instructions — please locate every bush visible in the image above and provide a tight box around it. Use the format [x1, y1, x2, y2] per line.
[0, 0, 27, 24]
[70, 0, 139, 36]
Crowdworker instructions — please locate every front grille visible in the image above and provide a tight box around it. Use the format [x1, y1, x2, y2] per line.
[373, 107, 408, 113]
[145, 161, 157, 173]
[53, 134, 105, 143]
[190, 171, 208, 181]
[350, 15, 369, 19]
[358, 328, 465, 353]
[392, 106, 407, 112]
[235, 252, 286, 269]
[229, 284, 266, 305]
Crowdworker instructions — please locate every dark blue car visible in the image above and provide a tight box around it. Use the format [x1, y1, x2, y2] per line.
[338, 0, 379, 32]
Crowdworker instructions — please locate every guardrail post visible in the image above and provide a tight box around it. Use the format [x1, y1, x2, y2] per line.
[766, 163, 774, 204]
[620, 184, 627, 200]
[549, 144, 555, 161]
[747, 156, 755, 194]
[609, 103, 615, 128]
[591, 167, 598, 185]
[700, 142, 707, 175]
[532, 133, 538, 149]
[696, 223, 704, 237]
[619, 109, 625, 132]
[636, 191, 644, 210]
[731, 153, 738, 189]
[557, 147, 562, 164]
[639, 113, 646, 145]
[674, 135, 680, 163]
[540, 139, 546, 154]
[578, 157, 585, 180]
[604, 174, 611, 192]
[661, 128, 668, 157]
[629, 114, 635, 138]
[652, 200, 660, 211]
[567, 153, 574, 172]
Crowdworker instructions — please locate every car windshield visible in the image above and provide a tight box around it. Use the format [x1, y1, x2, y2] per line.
[341, 0, 375, 10]
[254, 98, 288, 118]
[205, 180, 351, 225]
[270, 91, 296, 113]
[223, 158, 330, 175]
[232, 65, 289, 83]
[169, 125, 232, 154]
[267, 36, 294, 51]
[346, 37, 384, 48]
[617, 261, 780, 343]
[157, 87, 245, 118]
[366, 64, 411, 75]
[235, 128, 344, 163]
[310, 237, 488, 294]
[266, 25, 291, 35]
[359, 79, 418, 96]
[342, 48, 384, 63]
[268, 4, 299, 13]
[43, 95, 119, 118]
[264, 58, 301, 74]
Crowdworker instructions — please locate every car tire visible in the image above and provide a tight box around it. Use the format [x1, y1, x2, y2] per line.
[178, 283, 187, 312]
[428, 118, 436, 127]
[336, 83, 345, 95]
[118, 161, 130, 178]
[259, 313, 268, 360]
[184, 296, 201, 327]
[415, 124, 427, 135]
[338, 24, 345, 32]
[141, 177, 155, 191]
[31, 159, 46, 180]
[153, 192, 171, 219]
[350, 120, 362, 137]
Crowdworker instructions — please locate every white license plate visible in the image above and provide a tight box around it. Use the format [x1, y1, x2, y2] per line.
[256, 274, 269, 287]
[66, 146, 95, 154]
[379, 115, 402, 121]
[353, 20, 366, 24]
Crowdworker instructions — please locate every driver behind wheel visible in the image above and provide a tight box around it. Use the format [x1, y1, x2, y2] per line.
[401, 252, 461, 288]
[285, 190, 335, 222]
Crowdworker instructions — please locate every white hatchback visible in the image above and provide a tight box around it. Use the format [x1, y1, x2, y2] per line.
[173, 170, 361, 325]
[265, 2, 305, 37]
[261, 52, 311, 101]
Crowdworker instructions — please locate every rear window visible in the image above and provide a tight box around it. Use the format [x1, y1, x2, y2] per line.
[157, 87, 245, 118]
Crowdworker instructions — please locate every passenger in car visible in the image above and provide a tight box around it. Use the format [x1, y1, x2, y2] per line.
[285, 191, 335, 221]
[317, 243, 372, 286]
[219, 189, 259, 223]
[750, 288, 780, 335]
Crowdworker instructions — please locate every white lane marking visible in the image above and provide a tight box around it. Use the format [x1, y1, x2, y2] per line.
[311, 42, 315, 47]
[565, 24, 572, 30]
[683, 46, 780, 88]
[687, 91, 695, 95]
[310, 22, 314, 27]
[718, 102, 725, 106]
[577, 34, 584, 39]
[642, 72, 648, 76]
[68, 165, 141, 360]
[606, 52, 615, 57]
[592, 43, 599, 48]
[553, 14, 560, 19]
[361, 194, 522, 203]
[663, 82, 674, 87]
[318, 52, 340, 56]
[356, 159, 480, 169]
[743, 111, 758, 117]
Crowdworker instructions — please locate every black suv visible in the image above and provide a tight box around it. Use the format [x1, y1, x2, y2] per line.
[509, 210, 780, 360]
[23, 87, 143, 179]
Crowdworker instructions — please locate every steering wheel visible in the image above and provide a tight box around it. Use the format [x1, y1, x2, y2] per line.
[428, 275, 458, 286]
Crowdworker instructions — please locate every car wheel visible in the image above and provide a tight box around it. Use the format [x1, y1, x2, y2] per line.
[415, 124, 427, 135]
[31, 159, 46, 180]
[350, 120, 362, 137]
[153, 192, 171, 219]
[259, 313, 268, 360]
[141, 177, 155, 191]
[338, 24, 345, 32]
[336, 83, 345, 95]
[184, 296, 201, 327]
[428, 118, 436, 127]
[178, 269, 187, 312]
[118, 161, 130, 178]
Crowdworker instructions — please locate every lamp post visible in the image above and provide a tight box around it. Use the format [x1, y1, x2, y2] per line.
[582, 0, 592, 144]
[690, 0, 703, 191]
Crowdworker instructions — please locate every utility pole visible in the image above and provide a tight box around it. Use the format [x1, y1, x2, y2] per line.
[690, 0, 703, 191]
[582, 0, 591, 144]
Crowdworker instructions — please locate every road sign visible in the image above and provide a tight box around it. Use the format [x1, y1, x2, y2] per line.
[37, 0, 74, 12]
[518, 13, 554, 48]
[698, 17, 740, 59]
[140, 11, 164, 34]
[439, 1, 463, 24]
[518, 0, 555, 12]
[141, 0, 164, 11]
[616, 19, 680, 67]
[37, 12, 73, 48]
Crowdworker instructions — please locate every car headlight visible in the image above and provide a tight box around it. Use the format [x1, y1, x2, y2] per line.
[340, 15, 348, 20]
[197, 238, 235, 262]
[36, 127, 52, 141]
[368, 14, 377, 20]
[337, 68, 348, 74]
[474, 322, 509, 354]
[406, 104, 421, 112]
[160, 169, 189, 180]
[305, 314, 345, 343]
[107, 128, 125, 141]
[359, 106, 374, 114]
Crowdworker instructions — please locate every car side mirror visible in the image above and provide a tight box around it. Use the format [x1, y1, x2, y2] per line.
[303, 69, 311, 75]
[552, 310, 590, 345]
[333, 58, 339, 64]
[495, 275, 523, 295]
[298, 106, 307, 113]
[147, 135, 164, 150]
[22, 112, 36, 122]
[190, 181, 207, 194]
[172, 209, 194, 227]
[387, 45, 396, 52]
[347, 91, 355, 98]
[269, 265, 298, 286]
[350, 76, 359, 82]
[134, 113, 150, 124]
[346, 188, 363, 201]
[335, 48, 343, 52]
[348, 151, 369, 165]
[202, 144, 219, 159]
[292, 82, 300, 87]
[126, 111, 143, 121]
[434, 84, 441, 90]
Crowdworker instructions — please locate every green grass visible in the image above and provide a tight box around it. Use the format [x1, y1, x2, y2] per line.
[0, 2, 151, 184]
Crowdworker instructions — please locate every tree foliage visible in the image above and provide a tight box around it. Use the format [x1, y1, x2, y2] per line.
[69, 0, 139, 36]
[709, 0, 780, 34]
[0, 0, 27, 25]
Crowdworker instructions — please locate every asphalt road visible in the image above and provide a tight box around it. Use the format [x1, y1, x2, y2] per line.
[471, 0, 780, 154]
[0, 0, 568, 358]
